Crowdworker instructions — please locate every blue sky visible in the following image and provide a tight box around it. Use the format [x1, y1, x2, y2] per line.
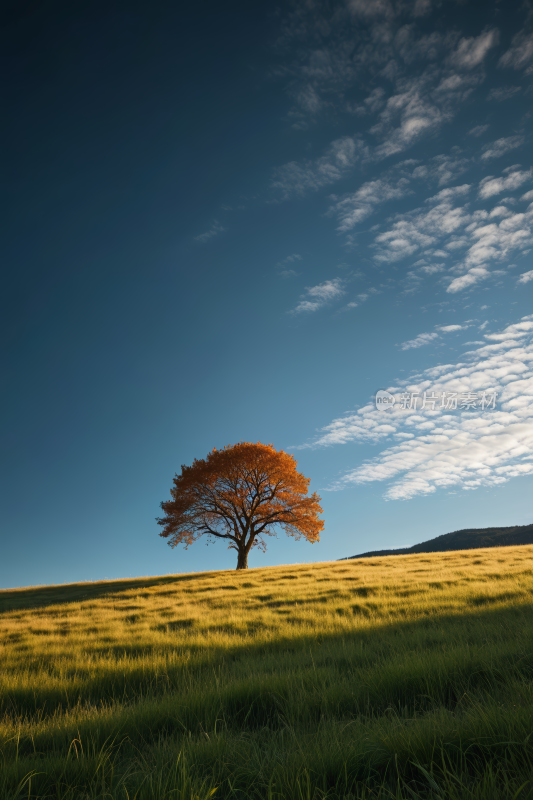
[3, 0, 533, 588]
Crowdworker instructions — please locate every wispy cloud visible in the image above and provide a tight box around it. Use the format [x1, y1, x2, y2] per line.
[272, 136, 367, 198]
[399, 331, 439, 350]
[372, 184, 471, 264]
[481, 135, 524, 160]
[290, 278, 345, 314]
[478, 167, 533, 198]
[368, 30, 498, 160]
[370, 78, 451, 160]
[279, 269, 300, 279]
[367, 171, 533, 294]
[339, 290, 374, 312]
[194, 220, 226, 243]
[518, 270, 533, 285]
[299, 315, 533, 500]
[271, 5, 532, 312]
[448, 29, 499, 70]
[275, 0, 499, 163]
[447, 267, 489, 293]
[369, 70, 483, 161]
[328, 154, 469, 234]
[277, 254, 303, 279]
[412, 154, 470, 186]
[468, 124, 490, 137]
[487, 86, 521, 101]
[329, 175, 411, 232]
[275, 0, 451, 129]
[499, 32, 533, 71]
[346, 0, 396, 21]
[277, 253, 302, 266]
[399, 323, 468, 350]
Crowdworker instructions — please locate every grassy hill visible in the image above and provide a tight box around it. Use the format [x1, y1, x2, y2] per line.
[3, 547, 533, 798]
[342, 522, 533, 560]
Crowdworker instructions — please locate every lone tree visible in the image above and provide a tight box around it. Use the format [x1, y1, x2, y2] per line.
[157, 442, 323, 569]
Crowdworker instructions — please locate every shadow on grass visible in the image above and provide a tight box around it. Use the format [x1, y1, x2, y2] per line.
[4, 599, 533, 722]
[0, 564, 318, 613]
[0, 570, 235, 613]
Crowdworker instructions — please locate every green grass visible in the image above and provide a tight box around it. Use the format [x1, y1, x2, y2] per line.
[3, 547, 533, 798]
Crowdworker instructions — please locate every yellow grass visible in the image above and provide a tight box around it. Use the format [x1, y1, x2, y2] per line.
[2, 545, 533, 798]
[2, 546, 532, 660]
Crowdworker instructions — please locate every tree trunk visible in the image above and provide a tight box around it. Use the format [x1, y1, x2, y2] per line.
[236, 549, 249, 570]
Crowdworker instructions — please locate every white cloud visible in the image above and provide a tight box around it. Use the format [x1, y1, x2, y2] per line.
[330, 175, 412, 231]
[412, 154, 470, 186]
[351, 87, 387, 116]
[367, 171, 533, 294]
[272, 9, 531, 311]
[399, 323, 468, 349]
[484, 320, 533, 341]
[447, 267, 489, 293]
[518, 270, 533, 285]
[272, 136, 367, 198]
[194, 221, 226, 243]
[468, 124, 489, 137]
[275, 0, 502, 171]
[275, 0, 501, 153]
[464, 212, 533, 271]
[499, 32, 533, 71]
[478, 169, 533, 199]
[277, 254, 302, 266]
[300, 315, 533, 500]
[346, 0, 395, 19]
[489, 206, 512, 218]
[369, 68, 484, 161]
[277, 4, 440, 127]
[448, 29, 499, 70]
[420, 263, 445, 274]
[279, 269, 300, 279]
[290, 278, 345, 313]
[372, 186, 471, 264]
[487, 86, 522, 101]
[371, 79, 451, 159]
[400, 331, 439, 350]
[330, 156, 470, 234]
[481, 135, 524, 161]
[437, 324, 465, 332]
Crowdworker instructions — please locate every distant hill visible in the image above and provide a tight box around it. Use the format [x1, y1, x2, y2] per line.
[341, 524, 533, 560]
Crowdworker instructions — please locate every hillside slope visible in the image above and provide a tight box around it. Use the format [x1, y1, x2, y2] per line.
[4, 546, 533, 798]
[342, 522, 533, 560]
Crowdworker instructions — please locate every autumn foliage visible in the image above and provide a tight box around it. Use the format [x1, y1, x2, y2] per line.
[157, 442, 323, 569]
